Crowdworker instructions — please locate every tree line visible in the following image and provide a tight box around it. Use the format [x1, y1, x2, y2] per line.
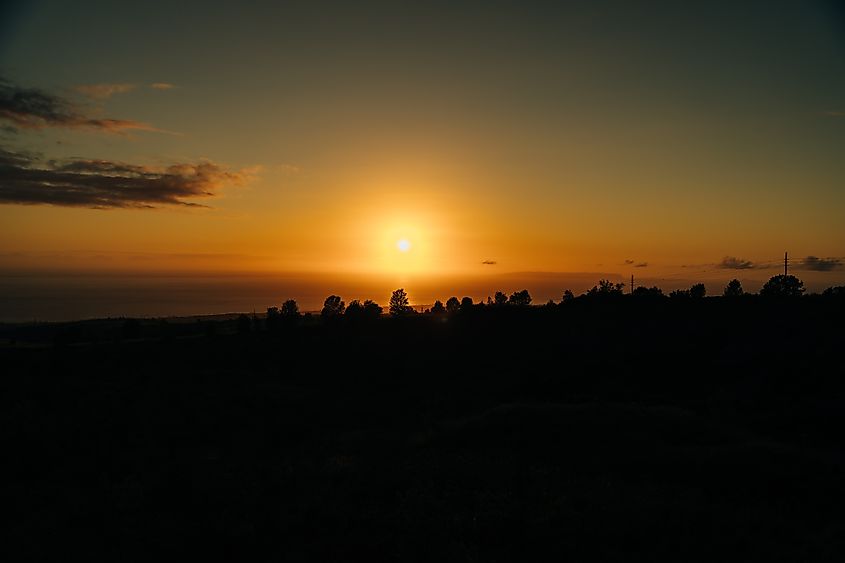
[249, 274, 844, 331]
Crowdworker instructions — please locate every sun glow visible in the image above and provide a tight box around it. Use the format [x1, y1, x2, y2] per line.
[365, 213, 436, 275]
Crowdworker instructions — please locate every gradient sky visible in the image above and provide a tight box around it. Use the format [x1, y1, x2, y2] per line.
[1, 1, 844, 316]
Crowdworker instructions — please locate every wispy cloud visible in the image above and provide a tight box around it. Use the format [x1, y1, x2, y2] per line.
[624, 259, 634, 265]
[635, 262, 648, 268]
[481, 260, 497, 265]
[0, 76, 159, 133]
[718, 256, 756, 270]
[76, 83, 137, 99]
[798, 256, 842, 272]
[0, 147, 250, 209]
[150, 82, 176, 90]
[825, 110, 844, 117]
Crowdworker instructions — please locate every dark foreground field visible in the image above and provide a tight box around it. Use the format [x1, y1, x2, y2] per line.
[3, 297, 845, 561]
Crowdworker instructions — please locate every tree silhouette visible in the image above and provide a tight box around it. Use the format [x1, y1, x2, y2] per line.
[561, 290, 575, 303]
[494, 291, 508, 306]
[669, 283, 705, 299]
[389, 288, 413, 316]
[460, 296, 474, 312]
[431, 300, 446, 314]
[346, 299, 363, 317]
[508, 289, 532, 306]
[446, 297, 460, 313]
[760, 275, 804, 298]
[632, 286, 664, 298]
[362, 299, 383, 318]
[586, 279, 625, 298]
[281, 299, 300, 317]
[689, 283, 706, 299]
[723, 279, 744, 297]
[321, 295, 345, 317]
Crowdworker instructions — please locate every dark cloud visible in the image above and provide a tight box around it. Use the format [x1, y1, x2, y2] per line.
[0, 76, 157, 133]
[0, 147, 248, 209]
[799, 256, 842, 272]
[481, 260, 497, 265]
[718, 256, 756, 270]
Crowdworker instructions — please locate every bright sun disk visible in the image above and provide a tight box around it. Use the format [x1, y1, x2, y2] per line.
[397, 239, 411, 252]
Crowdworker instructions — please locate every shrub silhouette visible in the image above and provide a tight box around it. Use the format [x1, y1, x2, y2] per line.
[723, 279, 744, 297]
[494, 291, 508, 306]
[237, 314, 252, 334]
[561, 290, 575, 303]
[760, 275, 804, 298]
[823, 286, 845, 298]
[446, 297, 460, 313]
[460, 296, 474, 311]
[121, 318, 141, 339]
[266, 306, 281, 331]
[321, 295, 345, 317]
[431, 300, 446, 314]
[389, 289, 413, 316]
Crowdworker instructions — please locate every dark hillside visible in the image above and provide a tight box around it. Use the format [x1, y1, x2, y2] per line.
[3, 297, 845, 561]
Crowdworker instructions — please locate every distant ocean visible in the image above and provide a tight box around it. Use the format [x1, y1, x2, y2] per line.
[0, 269, 789, 322]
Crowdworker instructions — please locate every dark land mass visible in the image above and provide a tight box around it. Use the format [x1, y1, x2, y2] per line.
[3, 294, 845, 562]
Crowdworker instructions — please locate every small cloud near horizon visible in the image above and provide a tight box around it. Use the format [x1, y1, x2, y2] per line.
[150, 82, 176, 90]
[799, 256, 842, 272]
[481, 260, 497, 265]
[635, 262, 648, 268]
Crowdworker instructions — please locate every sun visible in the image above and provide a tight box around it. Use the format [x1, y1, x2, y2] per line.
[396, 238, 411, 252]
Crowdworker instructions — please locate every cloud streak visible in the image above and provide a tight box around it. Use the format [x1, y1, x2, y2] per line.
[0, 147, 249, 209]
[718, 256, 756, 270]
[798, 256, 842, 272]
[1, 76, 158, 133]
[76, 83, 137, 99]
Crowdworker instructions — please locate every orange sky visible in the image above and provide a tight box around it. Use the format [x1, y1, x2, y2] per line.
[1, 1, 844, 318]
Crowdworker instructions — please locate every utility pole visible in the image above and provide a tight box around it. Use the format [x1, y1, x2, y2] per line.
[784, 251, 788, 276]
[631, 274, 634, 295]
